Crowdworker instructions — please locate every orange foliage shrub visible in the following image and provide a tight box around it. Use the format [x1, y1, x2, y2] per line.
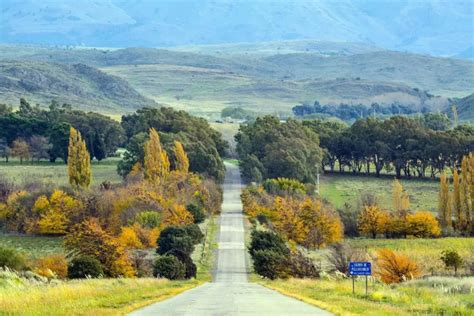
[65, 218, 135, 277]
[376, 249, 420, 284]
[33, 254, 68, 279]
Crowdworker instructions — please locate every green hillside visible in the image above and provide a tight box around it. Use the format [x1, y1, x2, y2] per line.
[263, 51, 474, 95]
[0, 60, 155, 113]
[455, 93, 474, 121]
[0, 44, 472, 118]
[102, 64, 449, 119]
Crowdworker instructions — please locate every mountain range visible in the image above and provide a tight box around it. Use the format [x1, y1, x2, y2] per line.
[1, 0, 473, 58]
[0, 43, 472, 119]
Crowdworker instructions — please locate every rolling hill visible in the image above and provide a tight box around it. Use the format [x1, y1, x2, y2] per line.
[0, 60, 155, 113]
[0, 45, 472, 119]
[455, 93, 474, 121]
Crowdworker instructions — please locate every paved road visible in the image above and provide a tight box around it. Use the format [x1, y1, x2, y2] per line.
[129, 163, 331, 316]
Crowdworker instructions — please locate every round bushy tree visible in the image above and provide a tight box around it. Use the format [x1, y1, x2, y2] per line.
[166, 248, 197, 279]
[184, 224, 204, 244]
[68, 256, 104, 279]
[186, 204, 205, 224]
[252, 249, 290, 280]
[157, 226, 195, 255]
[153, 255, 185, 280]
[249, 230, 289, 257]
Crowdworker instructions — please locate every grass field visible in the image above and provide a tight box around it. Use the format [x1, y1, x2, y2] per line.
[319, 173, 439, 212]
[258, 277, 474, 316]
[102, 64, 298, 119]
[306, 237, 474, 276]
[0, 235, 64, 259]
[0, 158, 121, 186]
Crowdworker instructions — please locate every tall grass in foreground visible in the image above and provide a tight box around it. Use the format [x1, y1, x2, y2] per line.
[0, 274, 200, 315]
[259, 277, 474, 316]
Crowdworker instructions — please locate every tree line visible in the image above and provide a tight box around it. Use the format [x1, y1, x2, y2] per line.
[236, 115, 472, 183]
[292, 99, 437, 121]
[0, 99, 124, 162]
[0, 99, 227, 181]
[303, 116, 473, 178]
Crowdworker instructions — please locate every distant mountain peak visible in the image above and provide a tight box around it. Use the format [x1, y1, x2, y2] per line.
[0, 0, 472, 58]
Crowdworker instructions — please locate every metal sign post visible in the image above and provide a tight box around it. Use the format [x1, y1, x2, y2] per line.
[349, 262, 372, 296]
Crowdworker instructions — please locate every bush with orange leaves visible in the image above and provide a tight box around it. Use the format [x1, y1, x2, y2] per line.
[376, 249, 420, 284]
[65, 218, 135, 277]
[33, 254, 68, 279]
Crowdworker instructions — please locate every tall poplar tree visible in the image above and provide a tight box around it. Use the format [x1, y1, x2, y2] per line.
[392, 179, 410, 211]
[144, 128, 170, 184]
[452, 168, 462, 230]
[173, 141, 190, 173]
[68, 127, 91, 188]
[461, 153, 474, 234]
[438, 172, 451, 229]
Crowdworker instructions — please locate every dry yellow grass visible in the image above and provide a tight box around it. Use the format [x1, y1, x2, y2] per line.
[0, 278, 201, 315]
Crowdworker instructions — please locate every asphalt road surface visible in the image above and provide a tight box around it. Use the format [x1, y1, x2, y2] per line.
[129, 163, 331, 316]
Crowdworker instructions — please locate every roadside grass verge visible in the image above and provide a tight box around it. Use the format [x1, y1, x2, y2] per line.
[193, 215, 219, 281]
[0, 277, 200, 315]
[258, 277, 474, 316]
[306, 238, 474, 276]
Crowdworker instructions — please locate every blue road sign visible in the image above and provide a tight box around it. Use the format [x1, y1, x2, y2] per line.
[349, 262, 371, 276]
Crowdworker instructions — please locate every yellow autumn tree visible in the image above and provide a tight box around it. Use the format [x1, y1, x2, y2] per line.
[393, 179, 410, 212]
[162, 202, 194, 226]
[406, 211, 441, 237]
[452, 168, 462, 230]
[460, 157, 470, 232]
[358, 205, 390, 238]
[460, 154, 473, 234]
[173, 141, 190, 173]
[35, 190, 83, 235]
[438, 172, 451, 229]
[300, 198, 343, 249]
[118, 226, 144, 249]
[144, 128, 170, 184]
[273, 197, 306, 244]
[68, 127, 91, 188]
[11, 139, 30, 164]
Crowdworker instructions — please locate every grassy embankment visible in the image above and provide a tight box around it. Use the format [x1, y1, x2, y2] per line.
[258, 276, 474, 316]
[253, 237, 473, 315]
[0, 217, 218, 315]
